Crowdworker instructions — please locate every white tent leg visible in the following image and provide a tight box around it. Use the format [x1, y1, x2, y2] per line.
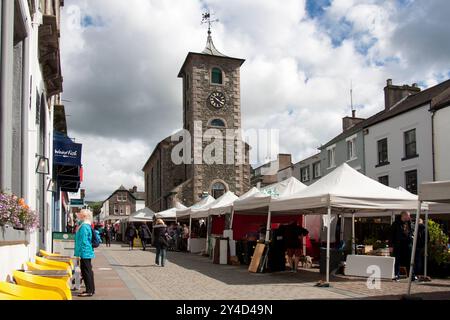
[351, 214, 355, 255]
[326, 206, 331, 283]
[424, 212, 429, 278]
[303, 215, 306, 256]
[265, 210, 272, 243]
[188, 215, 192, 252]
[407, 201, 422, 295]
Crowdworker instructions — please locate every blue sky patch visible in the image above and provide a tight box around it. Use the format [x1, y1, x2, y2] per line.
[81, 15, 103, 28]
[306, 0, 332, 18]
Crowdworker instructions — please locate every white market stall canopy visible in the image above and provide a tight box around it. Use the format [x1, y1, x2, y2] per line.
[176, 195, 216, 220]
[419, 180, 450, 203]
[128, 207, 155, 222]
[103, 215, 129, 221]
[191, 191, 239, 218]
[269, 163, 419, 214]
[233, 177, 307, 212]
[154, 202, 187, 220]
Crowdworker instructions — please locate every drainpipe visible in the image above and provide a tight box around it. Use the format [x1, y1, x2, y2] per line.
[431, 110, 436, 181]
[0, 0, 14, 192]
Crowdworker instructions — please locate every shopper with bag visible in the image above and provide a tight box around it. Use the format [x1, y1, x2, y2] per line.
[74, 209, 96, 297]
[153, 219, 169, 267]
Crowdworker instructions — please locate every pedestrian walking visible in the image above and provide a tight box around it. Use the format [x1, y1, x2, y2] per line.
[104, 223, 112, 247]
[125, 223, 137, 250]
[390, 211, 415, 281]
[74, 209, 96, 297]
[152, 219, 169, 267]
[139, 223, 152, 251]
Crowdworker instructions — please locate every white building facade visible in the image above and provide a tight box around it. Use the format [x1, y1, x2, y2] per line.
[0, 0, 64, 281]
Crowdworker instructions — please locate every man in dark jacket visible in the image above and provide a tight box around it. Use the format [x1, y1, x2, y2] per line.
[390, 211, 414, 281]
[139, 223, 152, 251]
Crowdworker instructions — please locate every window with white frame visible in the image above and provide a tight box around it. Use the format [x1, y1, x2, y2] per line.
[300, 166, 310, 182]
[346, 136, 357, 160]
[313, 162, 321, 179]
[327, 146, 336, 168]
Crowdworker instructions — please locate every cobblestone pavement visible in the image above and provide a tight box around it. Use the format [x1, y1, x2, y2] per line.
[81, 244, 450, 300]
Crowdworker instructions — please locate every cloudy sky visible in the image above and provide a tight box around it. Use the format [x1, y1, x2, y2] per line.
[60, 0, 450, 201]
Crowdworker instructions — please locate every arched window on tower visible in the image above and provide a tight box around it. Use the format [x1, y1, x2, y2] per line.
[211, 68, 223, 84]
[210, 118, 226, 127]
[211, 182, 226, 199]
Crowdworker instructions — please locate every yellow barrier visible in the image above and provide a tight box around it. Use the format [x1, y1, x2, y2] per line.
[0, 281, 62, 300]
[13, 271, 72, 300]
[39, 249, 60, 257]
[26, 262, 71, 283]
[35, 256, 72, 276]
[0, 292, 23, 300]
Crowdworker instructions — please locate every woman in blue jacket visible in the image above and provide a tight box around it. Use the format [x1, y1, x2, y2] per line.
[74, 209, 96, 297]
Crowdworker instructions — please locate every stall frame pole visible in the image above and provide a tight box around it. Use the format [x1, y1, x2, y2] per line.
[303, 214, 307, 256]
[326, 205, 331, 284]
[424, 212, 429, 277]
[265, 210, 272, 243]
[351, 213, 355, 255]
[407, 201, 422, 295]
[188, 215, 192, 252]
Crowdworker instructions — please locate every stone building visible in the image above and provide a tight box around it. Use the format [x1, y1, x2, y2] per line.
[251, 154, 292, 188]
[100, 185, 146, 220]
[143, 31, 251, 212]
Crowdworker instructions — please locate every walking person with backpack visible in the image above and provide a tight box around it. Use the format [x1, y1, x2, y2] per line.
[125, 223, 137, 250]
[74, 209, 98, 297]
[152, 219, 169, 267]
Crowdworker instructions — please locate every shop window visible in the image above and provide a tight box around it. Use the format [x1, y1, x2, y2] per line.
[211, 68, 223, 84]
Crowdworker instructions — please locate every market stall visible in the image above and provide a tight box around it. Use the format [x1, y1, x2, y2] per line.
[269, 163, 419, 284]
[408, 180, 450, 295]
[128, 207, 155, 222]
[176, 195, 215, 253]
[153, 201, 187, 221]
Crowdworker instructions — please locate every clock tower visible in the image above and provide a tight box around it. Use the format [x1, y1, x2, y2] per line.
[177, 28, 250, 203]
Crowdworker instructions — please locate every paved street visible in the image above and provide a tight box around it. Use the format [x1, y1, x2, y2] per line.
[73, 243, 450, 300]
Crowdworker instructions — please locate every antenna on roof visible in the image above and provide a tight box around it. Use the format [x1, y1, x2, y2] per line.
[350, 80, 354, 112]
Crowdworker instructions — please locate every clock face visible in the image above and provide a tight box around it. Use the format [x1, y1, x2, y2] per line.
[208, 91, 226, 109]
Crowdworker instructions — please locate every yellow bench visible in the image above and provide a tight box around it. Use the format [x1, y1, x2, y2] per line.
[13, 271, 72, 300]
[35, 256, 73, 276]
[0, 292, 23, 300]
[26, 262, 71, 283]
[0, 281, 62, 300]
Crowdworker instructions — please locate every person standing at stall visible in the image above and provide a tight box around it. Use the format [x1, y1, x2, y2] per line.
[139, 223, 152, 251]
[125, 223, 137, 250]
[153, 219, 169, 267]
[415, 218, 427, 278]
[74, 209, 96, 297]
[284, 221, 309, 272]
[390, 211, 415, 281]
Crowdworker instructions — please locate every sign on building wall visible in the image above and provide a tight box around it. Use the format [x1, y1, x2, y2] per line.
[53, 138, 82, 166]
[52, 232, 75, 256]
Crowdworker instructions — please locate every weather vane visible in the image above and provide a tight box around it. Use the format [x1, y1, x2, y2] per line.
[201, 10, 219, 35]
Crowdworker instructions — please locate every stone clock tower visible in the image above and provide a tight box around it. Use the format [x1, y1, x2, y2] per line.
[176, 30, 251, 204]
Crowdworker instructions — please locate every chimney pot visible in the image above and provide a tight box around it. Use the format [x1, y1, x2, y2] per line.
[387, 79, 392, 85]
[352, 109, 356, 118]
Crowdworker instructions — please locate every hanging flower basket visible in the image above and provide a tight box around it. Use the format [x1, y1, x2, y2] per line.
[0, 192, 39, 232]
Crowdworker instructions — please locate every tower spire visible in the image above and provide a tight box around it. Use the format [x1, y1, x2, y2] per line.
[201, 10, 227, 57]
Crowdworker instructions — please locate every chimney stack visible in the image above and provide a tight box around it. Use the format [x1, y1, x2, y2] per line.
[343, 110, 364, 132]
[384, 78, 421, 110]
[352, 109, 356, 118]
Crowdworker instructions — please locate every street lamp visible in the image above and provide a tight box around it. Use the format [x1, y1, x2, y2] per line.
[47, 178, 57, 192]
[36, 155, 49, 175]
